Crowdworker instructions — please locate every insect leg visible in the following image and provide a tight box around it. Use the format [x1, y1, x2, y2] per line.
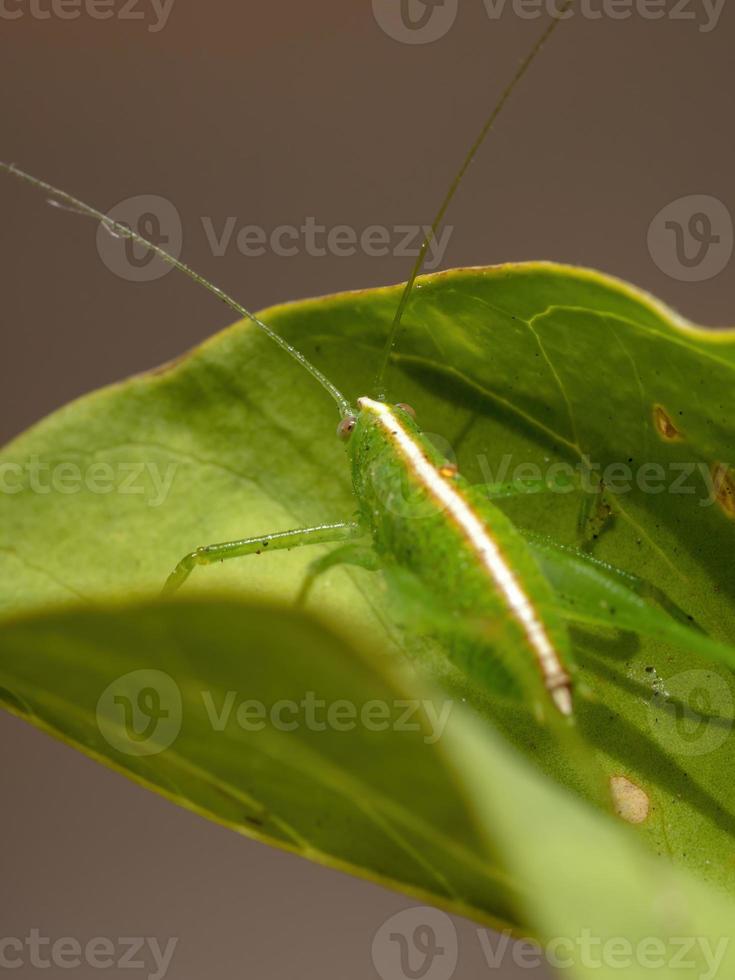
[163, 521, 363, 594]
[296, 543, 379, 605]
[525, 532, 735, 671]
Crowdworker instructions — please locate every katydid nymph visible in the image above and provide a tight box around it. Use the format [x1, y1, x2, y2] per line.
[2, 7, 732, 735]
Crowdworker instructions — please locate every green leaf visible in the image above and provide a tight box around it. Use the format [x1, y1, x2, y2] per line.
[0, 598, 518, 930]
[2, 595, 735, 980]
[2, 262, 735, 907]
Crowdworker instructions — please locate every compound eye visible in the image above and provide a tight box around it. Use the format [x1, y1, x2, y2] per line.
[337, 415, 357, 441]
[395, 402, 417, 421]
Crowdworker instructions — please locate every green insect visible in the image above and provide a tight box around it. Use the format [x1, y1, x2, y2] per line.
[1, 7, 730, 730]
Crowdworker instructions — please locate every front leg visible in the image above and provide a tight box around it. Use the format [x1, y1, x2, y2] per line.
[163, 521, 364, 594]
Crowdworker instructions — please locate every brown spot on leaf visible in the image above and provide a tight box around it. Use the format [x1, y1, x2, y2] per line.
[438, 464, 458, 478]
[712, 463, 735, 519]
[653, 405, 683, 442]
[610, 775, 650, 824]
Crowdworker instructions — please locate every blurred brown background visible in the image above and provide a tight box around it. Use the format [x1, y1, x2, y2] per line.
[1, 1, 733, 977]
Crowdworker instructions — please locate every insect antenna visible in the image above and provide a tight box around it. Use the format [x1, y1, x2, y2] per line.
[0, 162, 353, 418]
[372, 1, 573, 400]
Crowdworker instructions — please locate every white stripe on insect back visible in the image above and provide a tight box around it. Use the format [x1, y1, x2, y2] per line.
[358, 397, 572, 716]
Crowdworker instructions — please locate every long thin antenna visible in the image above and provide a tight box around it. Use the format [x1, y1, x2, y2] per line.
[373, 2, 573, 399]
[0, 162, 353, 418]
